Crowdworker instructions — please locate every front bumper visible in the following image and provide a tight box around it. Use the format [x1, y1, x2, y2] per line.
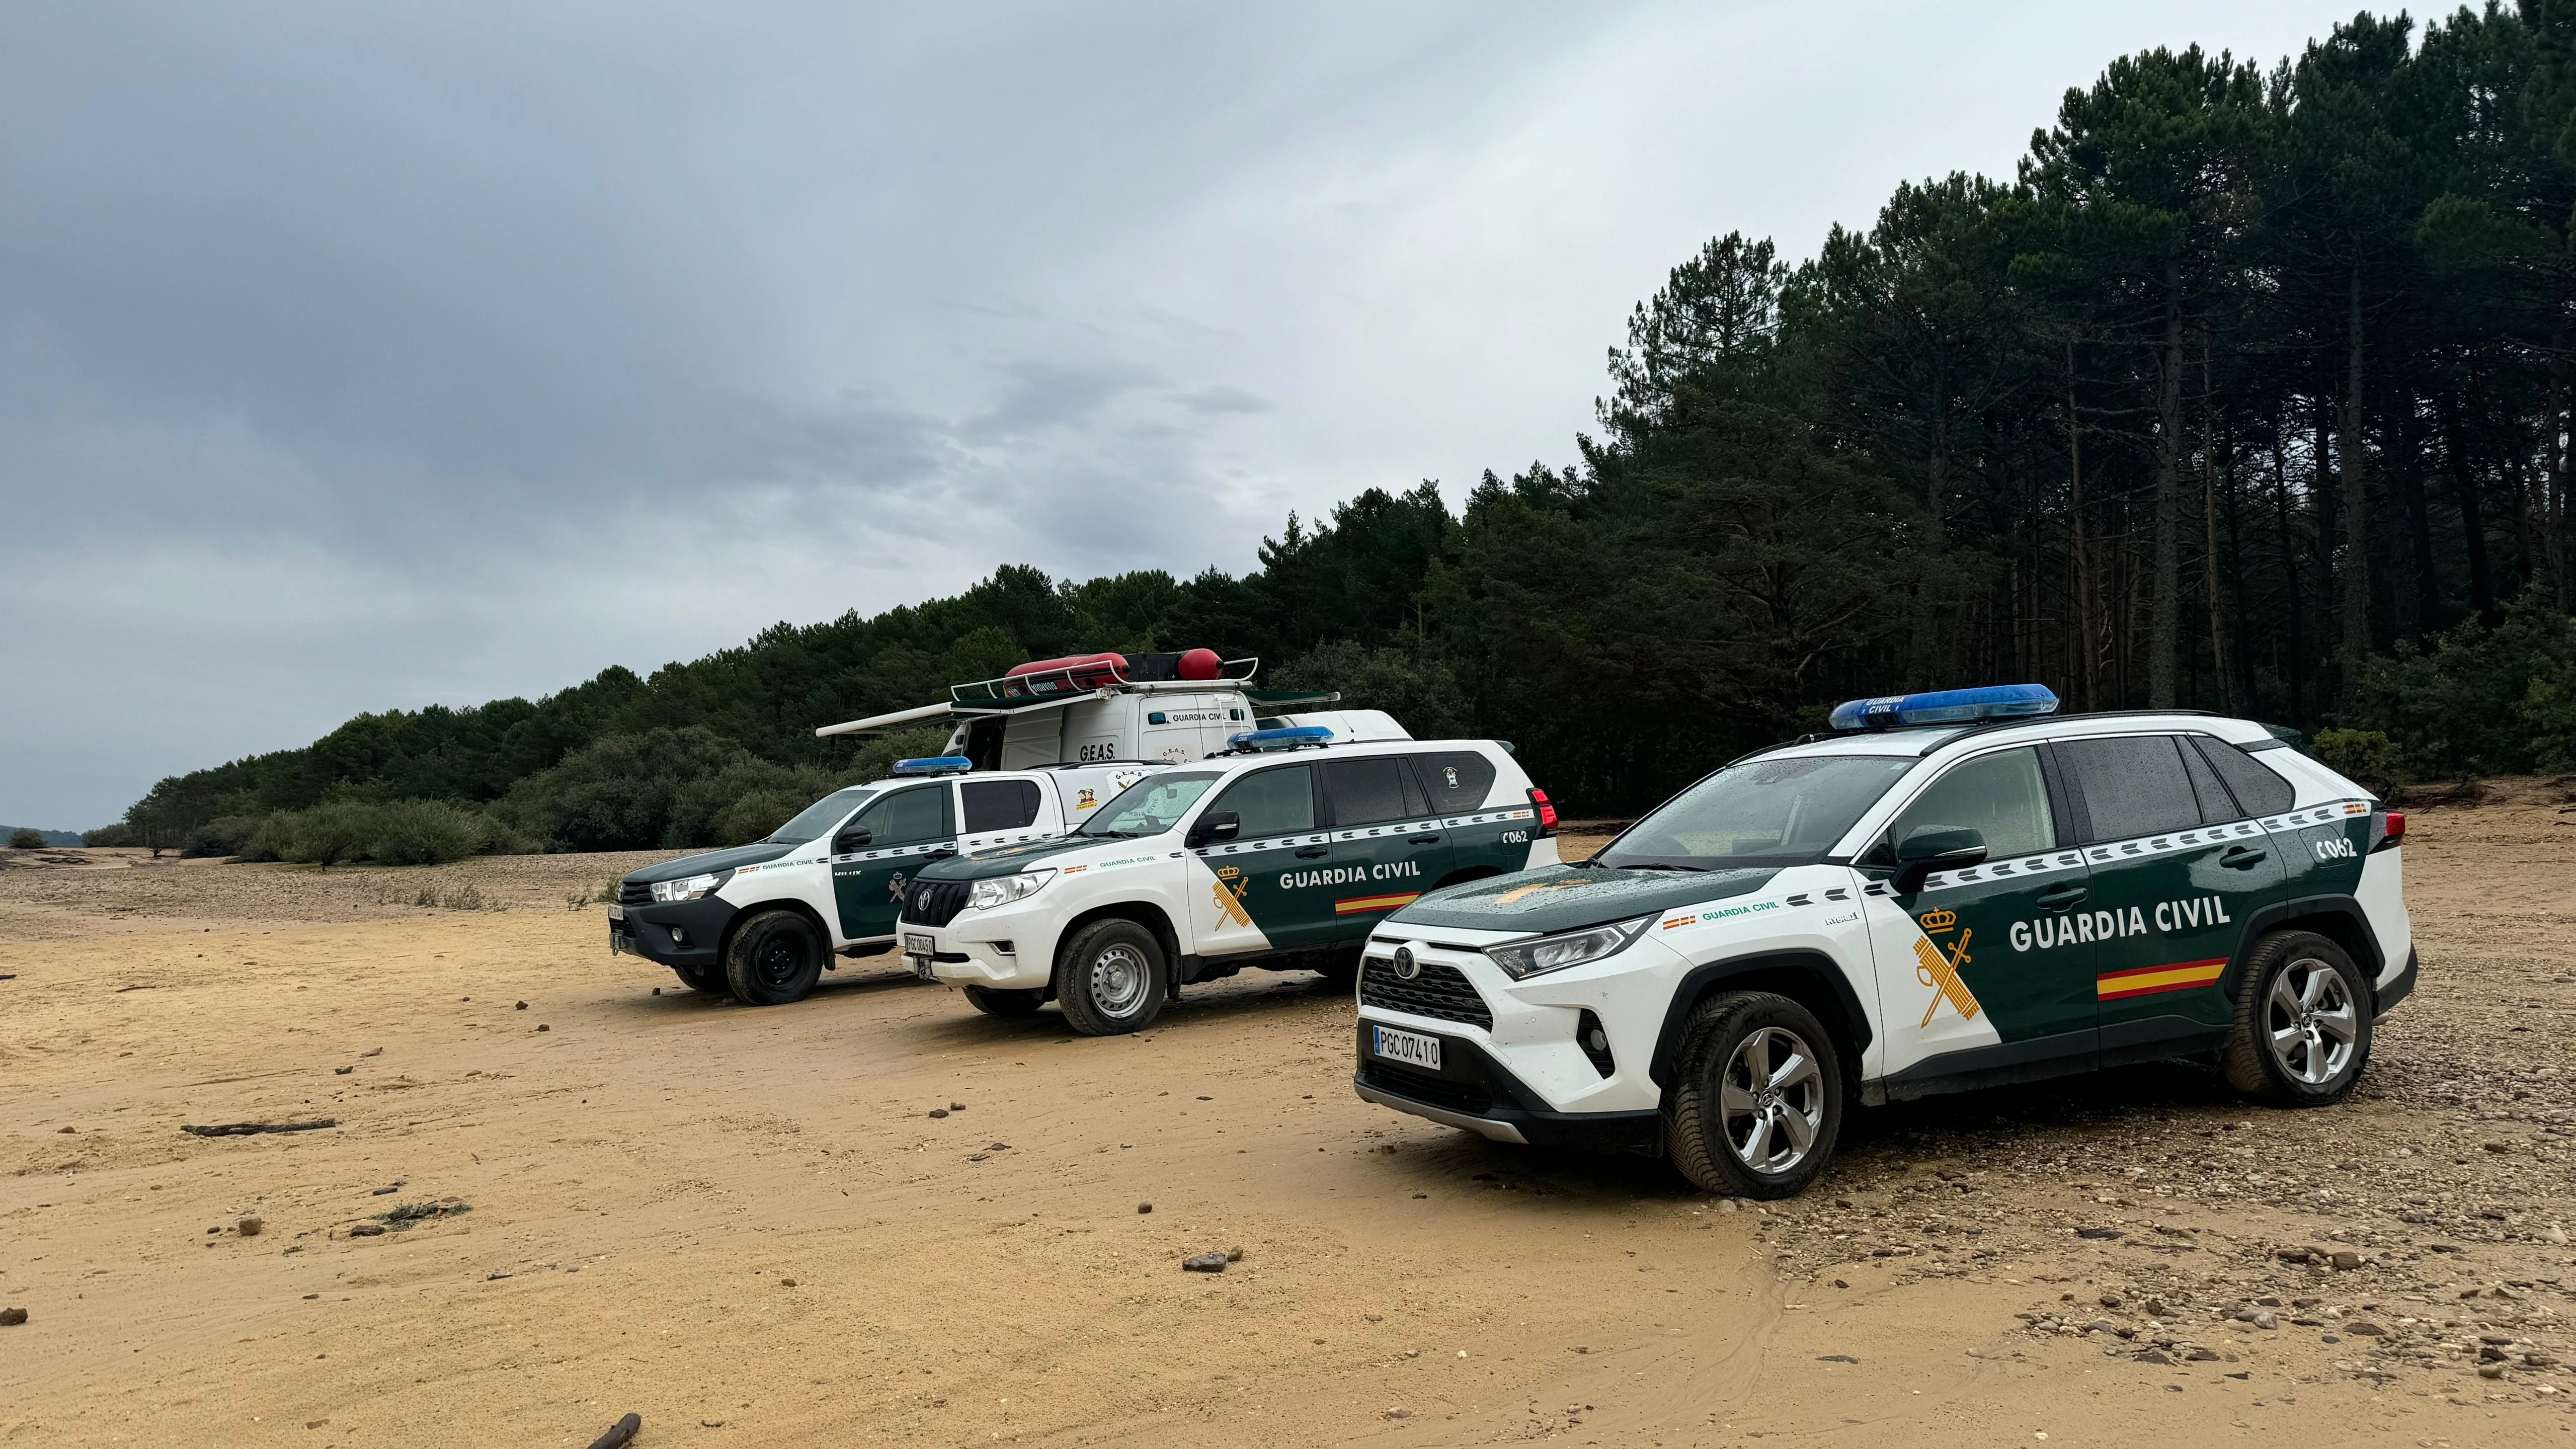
[1352, 1024, 1660, 1153]
[608, 897, 736, 969]
[900, 917, 1049, 989]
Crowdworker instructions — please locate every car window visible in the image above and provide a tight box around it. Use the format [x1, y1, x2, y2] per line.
[1210, 764, 1317, 838]
[855, 785, 950, 847]
[1879, 747, 2055, 861]
[2055, 736, 2201, 841]
[1078, 771, 1218, 837]
[767, 786, 876, 844]
[2178, 738, 2238, 823]
[960, 779, 1041, 833]
[1322, 757, 1421, 826]
[1414, 751, 1496, 812]
[1601, 754, 1915, 868]
[2191, 736, 2296, 816]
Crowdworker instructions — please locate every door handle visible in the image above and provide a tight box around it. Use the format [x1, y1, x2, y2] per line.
[2036, 884, 2088, 911]
[2220, 846, 2267, 869]
[1294, 845, 1328, 859]
[1408, 833, 1442, 845]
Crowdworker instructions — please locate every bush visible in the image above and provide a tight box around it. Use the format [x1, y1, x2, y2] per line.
[1272, 638, 1473, 740]
[366, 800, 496, 866]
[7, 828, 45, 850]
[235, 799, 521, 867]
[81, 823, 134, 848]
[181, 815, 264, 858]
[2349, 595, 2576, 778]
[2311, 729, 2405, 795]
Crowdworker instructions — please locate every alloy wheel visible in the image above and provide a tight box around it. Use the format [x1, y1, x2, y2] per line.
[2264, 956, 2358, 1085]
[1719, 1025, 1825, 1175]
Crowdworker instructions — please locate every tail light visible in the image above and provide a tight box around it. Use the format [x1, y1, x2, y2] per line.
[2374, 811, 2405, 851]
[1527, 787, 1559, 837]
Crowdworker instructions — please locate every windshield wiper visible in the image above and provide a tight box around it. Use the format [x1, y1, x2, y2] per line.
[1609, 861, 1711, 872]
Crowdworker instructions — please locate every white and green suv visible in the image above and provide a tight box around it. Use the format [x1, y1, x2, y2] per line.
[1352, 686, 2417, 1198]
[897, 729, 1560, 1033]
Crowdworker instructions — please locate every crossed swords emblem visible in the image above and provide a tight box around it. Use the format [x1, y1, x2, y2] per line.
[1912, 909, 1982, 1026]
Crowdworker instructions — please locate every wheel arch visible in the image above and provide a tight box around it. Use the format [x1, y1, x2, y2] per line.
[718, 898, 832, 961]
[1646, 950, 1874, 1092]
[1053, 900, 1181, 983]
[2228, 895, 2384, 1003]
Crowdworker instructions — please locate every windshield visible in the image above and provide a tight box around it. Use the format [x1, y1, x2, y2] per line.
[1598, 754, 1914, 869]
[764, 786, 878, 844]
[1077, 771, 1220, 837]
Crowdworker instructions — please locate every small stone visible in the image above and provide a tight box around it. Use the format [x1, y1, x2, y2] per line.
[2343, 1320, 2384, 1336]
[334, 1066, 353, 1075]
[536, 1024, 549, 1032]
[1833, 1279, 1849, 1289]
[2480, 1344, 2510, 1362]
[2075, 1227, 2123, 1240]
[2186, 1347, 2221, 1362]
[2133, 1348, 2172, 1364]
[2085, 1319, 2117, 1335]
[927, 1108, 948, 1119]
[349, 1223, 385, 1237]
[0, 1307, 26, 1326]
[988, 1143, 1009, 1152]
[949, 1102, 966, 1111]
[237, 1216, 263, 1238]
[56, 1125, 74, 1134]
[779, 1278, 797, 1288]
[1817, 1354, 1859, 1364]
[1383, 1408, 1412, 1420]
[2098, 1293, 2122, 1309]
[2329, 1250, 2362, 1271]
[1182, 1252, 1228, 1272]
[2478, 1362, 2506, 1380]
[2545, 1226, 2569, 1246]
[2483, 1142, 2514, 1154]
[2527, 1352, 2558, 1367]
[515, 1001, 527, 1010]
[1225, 1246, 1244, 1262]
[652, 987, 661, 996]
[2251, 1311, 2277, 1330]
[1137, 1202, 1152, 1214]
[2145, 1297, 2173, 1317]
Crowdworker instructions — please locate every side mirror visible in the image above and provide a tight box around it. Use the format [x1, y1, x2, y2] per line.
[833, 827, 873, 854]
[1187, 811, 1241, 848]
[1892, 825, 1987, 895]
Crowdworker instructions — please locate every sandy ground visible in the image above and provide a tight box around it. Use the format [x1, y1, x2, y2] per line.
[3, 787, 2574, 1448]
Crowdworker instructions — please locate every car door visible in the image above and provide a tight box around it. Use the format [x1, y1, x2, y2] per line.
[1190, 763, 1336, 957]
[1323, 754, 1452, 935]
[2053, 734, 2286, 1062]
[1859, 743, 2098, 1085]
[830, 783, 956, 943]
[1413, 749, 1518, 872]
[957, 777, 1044, 854]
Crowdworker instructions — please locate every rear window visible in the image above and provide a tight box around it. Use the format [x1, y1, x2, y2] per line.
[1415, 750, 1497, 813]
[2191, 736, 2296, 816]
[1323, 757, 1423, 826]
[960, 779, 1041, 833]
[2055, 736, 2201, 841]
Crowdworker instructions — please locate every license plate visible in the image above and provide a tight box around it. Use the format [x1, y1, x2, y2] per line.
[607, 903, 625, 921]
[1371, 1024, 1441, 1071]
[905, 933, 935, 955]
[908, 955, 937, 981]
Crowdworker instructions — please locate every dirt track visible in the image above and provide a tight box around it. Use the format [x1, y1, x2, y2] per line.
[3, 787, 2574, 1446]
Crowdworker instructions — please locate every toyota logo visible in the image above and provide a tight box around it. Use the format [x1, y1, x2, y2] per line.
[1393, 945, 1420, 981]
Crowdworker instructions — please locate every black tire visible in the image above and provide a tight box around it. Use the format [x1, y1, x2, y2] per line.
[670, 961, 732, 997]
[722, 910, 826, 1006]
[1315, 953, 1360, 992]
[1054, 919, 1168, 1036]
[1663, 991, 1844, 1199]
[962, 985, 1045, 1018]
[2222, 930, 2373, 1106]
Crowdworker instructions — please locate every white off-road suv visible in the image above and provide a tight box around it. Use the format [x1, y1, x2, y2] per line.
[610, 760, 1164, 1004]
[897, 727, 1561, 1033]
[1352, 685, 2417, 1198]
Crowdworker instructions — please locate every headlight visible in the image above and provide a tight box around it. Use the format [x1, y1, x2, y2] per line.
[1482, 914, 1655, 980]
[969, 869, 1056, 911]
[650, 871, 729, 903]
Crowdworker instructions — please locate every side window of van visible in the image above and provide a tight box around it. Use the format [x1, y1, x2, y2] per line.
[960, 779, 1041, 832]
[1414, 751, 1496, 813]
[858, 786, 952, 847]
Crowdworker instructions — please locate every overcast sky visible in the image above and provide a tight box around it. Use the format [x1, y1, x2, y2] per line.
[3, 1, 2360, 829]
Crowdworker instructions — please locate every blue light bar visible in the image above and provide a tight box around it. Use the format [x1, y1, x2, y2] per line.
[1828, 684, 2060, 732]
[892, 755, 975, 776]
[1227, 725, 1332, 751]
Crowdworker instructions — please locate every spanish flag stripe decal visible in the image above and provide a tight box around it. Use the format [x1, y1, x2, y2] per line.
[2096, 956, 2228, 1001]
[1335, 893, 1421, 916]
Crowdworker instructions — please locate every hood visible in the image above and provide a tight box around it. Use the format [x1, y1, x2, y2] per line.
[623, 840, 799, 883]
[915, 834, 1117, 881]
[1392, 864, 1778, 936]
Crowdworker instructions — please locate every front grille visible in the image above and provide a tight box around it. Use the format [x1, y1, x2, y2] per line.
[1360, 955, 1493, 1029]
[618, 880, 651, 907]
[1362, 1059, 1493, 1116]
[903, 878, 972, 928]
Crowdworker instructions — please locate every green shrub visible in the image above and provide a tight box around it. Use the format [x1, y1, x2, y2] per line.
[181, 815, 264, 858]
[2527, 656, 2576, 773]
[234, 799, 522, 867]
[80, 823, 134, 848]
[1272, 638, 1472, 739]
[2350, 596, 2576, 777]
[366, 800, 492, 866]
[7, 828, 45, 850]
[2311, 728, 2405, 795]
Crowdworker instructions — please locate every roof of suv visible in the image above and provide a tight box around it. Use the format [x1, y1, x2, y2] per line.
[1754, 710, 2279, 763]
